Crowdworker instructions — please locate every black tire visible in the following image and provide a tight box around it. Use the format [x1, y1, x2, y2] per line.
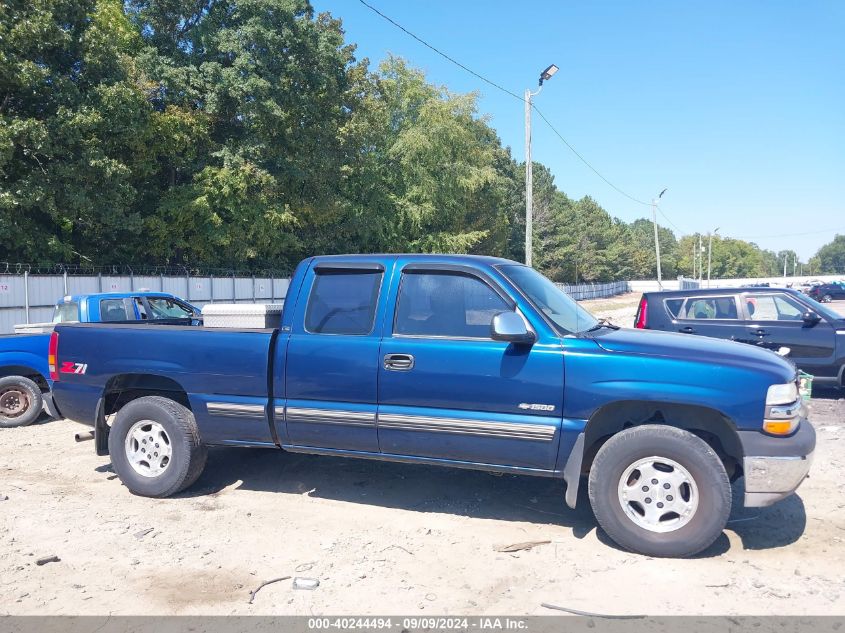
[588, 425, 731, 558]
[0, 376, 43, 428]
[108, 396, 207, 498]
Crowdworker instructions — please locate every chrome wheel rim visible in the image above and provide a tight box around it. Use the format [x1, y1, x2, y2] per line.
[617, 456, 699, 533]
[125, 420, 172, 477]
[0, 388, 30, 418]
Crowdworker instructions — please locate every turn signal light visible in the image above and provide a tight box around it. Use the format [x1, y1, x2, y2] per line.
[763, 419, 796, 436]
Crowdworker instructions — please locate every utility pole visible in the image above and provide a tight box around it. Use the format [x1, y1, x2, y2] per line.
[698, 234, 703, 282]
[692, 234, 696, 279]
[783, 255, 787, 278]
[524, 64, 558, 268]
[652, 189, 667, 288]
[707, 227, 719, 287]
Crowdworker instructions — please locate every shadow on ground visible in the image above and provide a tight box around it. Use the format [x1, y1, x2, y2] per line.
[164, 445, 807, 556]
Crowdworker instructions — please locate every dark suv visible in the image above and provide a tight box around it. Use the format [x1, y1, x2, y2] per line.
[634, 287, 845, 388]
[806, 282, 845, 303]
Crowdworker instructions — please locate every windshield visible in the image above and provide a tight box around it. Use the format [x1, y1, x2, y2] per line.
[498, 265, 599, 335]
[801, 294, 845, 322]
[52, 302, 79, 323]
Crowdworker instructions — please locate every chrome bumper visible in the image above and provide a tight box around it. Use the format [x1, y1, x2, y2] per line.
[743, 452, 814, 507]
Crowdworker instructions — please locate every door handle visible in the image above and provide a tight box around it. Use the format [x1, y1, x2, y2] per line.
[679, 326, 696, 334]
[384, 353, 415, 371]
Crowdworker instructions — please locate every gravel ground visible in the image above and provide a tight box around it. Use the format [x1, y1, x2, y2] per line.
[1, 395, 843, 616]
[1, 296, 843, 616]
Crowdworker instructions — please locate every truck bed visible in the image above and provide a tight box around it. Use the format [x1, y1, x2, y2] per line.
[53, 323, 278, 445]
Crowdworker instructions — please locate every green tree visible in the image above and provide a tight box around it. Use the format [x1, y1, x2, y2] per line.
[0, 0, 155, 263]
[812, 235, 845, 275]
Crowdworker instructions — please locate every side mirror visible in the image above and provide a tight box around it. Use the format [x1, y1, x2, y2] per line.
[491, 311, 535, 344]
[802, 311, 821, 326]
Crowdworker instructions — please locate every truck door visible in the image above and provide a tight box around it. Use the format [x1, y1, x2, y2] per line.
[738, 292, 837, 377]
[282, 262, 388, 452]
[377, 263, 562, 471]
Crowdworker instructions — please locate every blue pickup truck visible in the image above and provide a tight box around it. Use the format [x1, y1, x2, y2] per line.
[0, 292, 197, 428]
[51, 255, 815, 557]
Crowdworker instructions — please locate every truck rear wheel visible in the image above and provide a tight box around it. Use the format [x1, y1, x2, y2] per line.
[108, 396, 207, 498]
[0, 376, 43, 428]
[587, 425, 731, 558]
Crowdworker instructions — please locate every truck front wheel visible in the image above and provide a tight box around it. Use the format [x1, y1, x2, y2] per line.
[108, 396, 207, 498]
[0, 376, 43, 428]
[588, 425, 731, 557]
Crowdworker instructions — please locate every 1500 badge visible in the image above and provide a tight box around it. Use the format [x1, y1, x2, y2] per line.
[60, 362, 88, 374]
[518, 403, 555, 412]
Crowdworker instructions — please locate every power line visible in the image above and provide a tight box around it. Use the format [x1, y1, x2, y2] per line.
[654, 205, 687, 234]
[356, 0, 654, 209]
[356, 0, 524, 102]
[530, 106, 651, 207]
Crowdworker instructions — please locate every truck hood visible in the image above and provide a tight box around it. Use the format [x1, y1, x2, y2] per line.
[588, 327, 797, 382]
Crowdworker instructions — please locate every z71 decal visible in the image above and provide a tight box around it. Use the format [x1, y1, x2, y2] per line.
[60, 362, 88, 375]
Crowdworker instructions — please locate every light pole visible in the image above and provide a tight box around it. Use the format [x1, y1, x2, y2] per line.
[707, 227, 719, 287]
[524, 63, 558, 267]
[651, 188, 667, 288]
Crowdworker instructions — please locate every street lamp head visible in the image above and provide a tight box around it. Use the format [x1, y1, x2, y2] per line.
[539, 64, 559, 86]
[658, 188, 668, 199]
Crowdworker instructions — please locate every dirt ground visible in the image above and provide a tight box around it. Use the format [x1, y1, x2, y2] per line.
[1, 296, 843, 616]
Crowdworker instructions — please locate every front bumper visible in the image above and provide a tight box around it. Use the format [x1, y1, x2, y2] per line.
[740, 420, 816, 508]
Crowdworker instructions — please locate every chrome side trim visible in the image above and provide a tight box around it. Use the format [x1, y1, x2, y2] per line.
[286, 407, 376, 428]
[274, 406, 286, 419]
[378, 413, 556, 442]
[206, 402, 265, 418]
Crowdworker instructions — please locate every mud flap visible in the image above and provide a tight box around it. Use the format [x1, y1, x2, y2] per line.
[94, 397, 109, 456]
[563, 432, 585, 509]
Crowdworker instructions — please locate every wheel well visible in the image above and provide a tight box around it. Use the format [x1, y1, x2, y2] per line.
[103, 374, 191, 416]
[581, 401, 744, 480]
[0, 366, 49, 392]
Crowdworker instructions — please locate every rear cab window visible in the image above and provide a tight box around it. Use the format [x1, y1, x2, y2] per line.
[99, 299, 131, 322]
[304, 268, 383, 335]
[678, 296, 740, 320]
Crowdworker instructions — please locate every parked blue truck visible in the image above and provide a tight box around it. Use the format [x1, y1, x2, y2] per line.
[0, 292, 197, 427]
[51, 255, 815, 557]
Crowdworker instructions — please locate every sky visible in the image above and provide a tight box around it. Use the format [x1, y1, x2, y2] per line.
[312, 0, 844, 260]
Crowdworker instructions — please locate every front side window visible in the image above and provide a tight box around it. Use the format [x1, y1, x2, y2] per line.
[305, 271, 382, 335]
[746, 294, 804, 321]
[147, 297, 194, 319]
[52, 302, 79, 323]
[681, 296, 738, 320]
[100, 299, 130, 322]
[394, 271, 510, 338]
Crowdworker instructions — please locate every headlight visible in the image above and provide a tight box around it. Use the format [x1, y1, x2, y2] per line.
[763, 382, 801, 435]
[766, 382, 798, 405]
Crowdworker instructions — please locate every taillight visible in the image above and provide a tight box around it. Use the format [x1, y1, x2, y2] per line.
[634, 296, 648, 329]
[48, 331, 59, 381]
